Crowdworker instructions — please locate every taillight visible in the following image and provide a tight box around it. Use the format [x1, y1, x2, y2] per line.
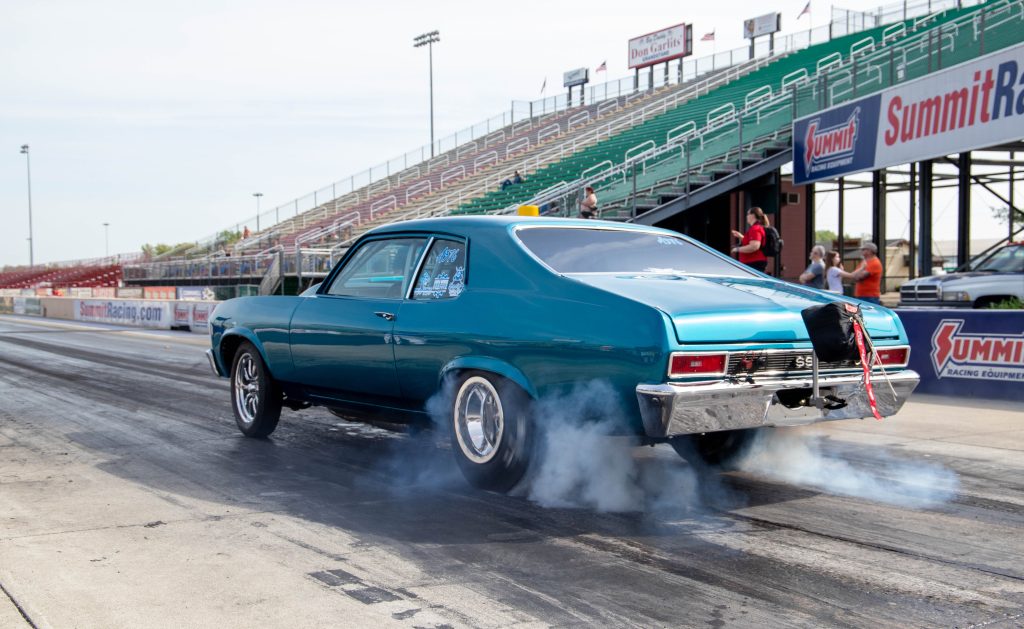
[669, 353, 727, 378]
[874, 346, 910, 367]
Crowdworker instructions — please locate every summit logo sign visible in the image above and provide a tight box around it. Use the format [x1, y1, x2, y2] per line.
[803, 107, 861, 173]
[930, 319, 1024, 382]
[793, 96, 880, 184]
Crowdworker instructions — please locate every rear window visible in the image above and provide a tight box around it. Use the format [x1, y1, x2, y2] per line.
[515, 227, 753, 276]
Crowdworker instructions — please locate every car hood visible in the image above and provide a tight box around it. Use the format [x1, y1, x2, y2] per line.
[570, 273, 899, 343]
[905, 271, 997, 285]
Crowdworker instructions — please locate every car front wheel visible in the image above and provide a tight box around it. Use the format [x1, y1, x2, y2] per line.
[230, 341, 282, 438]
[449, 372, 533, 493]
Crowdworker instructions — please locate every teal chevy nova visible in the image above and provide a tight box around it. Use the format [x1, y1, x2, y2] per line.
[207, 216, 919, 491]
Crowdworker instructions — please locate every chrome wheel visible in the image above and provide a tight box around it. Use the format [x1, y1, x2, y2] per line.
[233, 352, 260, 426]
[454, 376, 504, 464]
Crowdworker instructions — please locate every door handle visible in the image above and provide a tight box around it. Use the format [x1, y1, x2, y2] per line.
[374, 311, 396, 321]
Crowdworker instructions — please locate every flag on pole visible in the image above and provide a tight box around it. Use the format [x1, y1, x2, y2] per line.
[701, 31, 715, 42]
[540, 77, 547, 94]
[595, 61, 607, 73]
[798, 1, 811, 19]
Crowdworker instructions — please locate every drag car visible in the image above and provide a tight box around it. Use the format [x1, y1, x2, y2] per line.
[900, 242, 1024, 308]
[207, 216, 919, 491]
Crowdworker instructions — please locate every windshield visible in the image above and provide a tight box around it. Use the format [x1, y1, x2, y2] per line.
[973, 245, 1024, 273]
[516, 227, 754, 276]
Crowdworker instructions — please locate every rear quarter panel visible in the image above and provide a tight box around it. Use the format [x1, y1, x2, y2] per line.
[210, 296, 303, 381]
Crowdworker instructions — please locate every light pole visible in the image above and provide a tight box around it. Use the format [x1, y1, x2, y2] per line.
[413, 30, 440, 157]
[19, 144, 34, 267]
[103, 222, 110, 257]
[253, 192, 263, 232]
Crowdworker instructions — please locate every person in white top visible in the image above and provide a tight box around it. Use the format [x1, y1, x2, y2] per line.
[826, 250, 855, 293]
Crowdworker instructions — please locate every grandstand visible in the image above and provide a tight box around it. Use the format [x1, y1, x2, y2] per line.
[0, 263, 121, 292]
[26, 0, 1024, 296]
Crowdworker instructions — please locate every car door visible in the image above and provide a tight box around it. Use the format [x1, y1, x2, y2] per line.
[393, 237, 470, 403]
[289, 236, 427, 402]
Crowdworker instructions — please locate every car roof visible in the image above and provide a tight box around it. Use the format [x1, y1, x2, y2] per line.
[366, 215, 676, 238]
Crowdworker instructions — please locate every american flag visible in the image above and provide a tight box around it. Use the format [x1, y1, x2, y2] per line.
[798, 1, 811, 18]
[595, 61, 607, 72]
[701, 31, 715, 42]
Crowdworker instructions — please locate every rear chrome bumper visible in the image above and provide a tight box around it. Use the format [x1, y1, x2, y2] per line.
[636, 370, 919, 438]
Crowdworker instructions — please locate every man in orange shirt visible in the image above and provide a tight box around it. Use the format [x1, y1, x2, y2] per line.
[853, 241, 883, 304]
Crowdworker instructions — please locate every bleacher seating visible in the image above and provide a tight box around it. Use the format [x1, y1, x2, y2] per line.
[0, 265, 122, 290]
[453, 1, 999, 217]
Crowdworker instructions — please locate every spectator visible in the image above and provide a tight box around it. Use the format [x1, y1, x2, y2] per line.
[579, 186, 598, 219]
[243, 226, 252, 239]
[730, 207, 769, 272]
[825, 250, 850, 293]
[798, 245, 827, 289]
[500, 170, 525, 190]
[852, 242, 883, 304]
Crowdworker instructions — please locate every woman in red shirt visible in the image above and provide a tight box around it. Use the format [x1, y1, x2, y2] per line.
[731, 207, 769, 272]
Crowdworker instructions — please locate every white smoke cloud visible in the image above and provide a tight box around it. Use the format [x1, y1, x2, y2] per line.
[736, 428, 959, 508]
[523, 381, 703, 514]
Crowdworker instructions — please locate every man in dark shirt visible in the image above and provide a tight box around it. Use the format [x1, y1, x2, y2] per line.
[799, 245, 826, 289]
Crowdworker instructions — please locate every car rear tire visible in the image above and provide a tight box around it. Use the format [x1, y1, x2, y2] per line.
[449, 371, 533, 493]
[230, 341, 282, 438]
[670, 428, 758, 467]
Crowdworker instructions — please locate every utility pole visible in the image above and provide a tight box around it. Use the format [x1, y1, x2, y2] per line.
[103, 222, 110, 257]
[20, 145, 34, 266]
[413, 30, 441, 157]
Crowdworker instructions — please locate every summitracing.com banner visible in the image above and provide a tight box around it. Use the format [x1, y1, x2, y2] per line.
[794, 42, 1024, 185]
[897, 309, 1024, 402]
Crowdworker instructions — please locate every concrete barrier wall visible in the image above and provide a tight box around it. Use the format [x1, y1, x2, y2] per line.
[896, 309, 1024, 402]
[1, 296, 217, 334]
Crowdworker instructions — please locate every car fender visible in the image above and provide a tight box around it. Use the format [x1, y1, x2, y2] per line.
[439, 356, 537, 399]
[218, 328, 274, 377]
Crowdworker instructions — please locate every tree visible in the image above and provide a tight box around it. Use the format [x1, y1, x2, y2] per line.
[814, 230, 837, 246]
[991, 205, 1024, 228]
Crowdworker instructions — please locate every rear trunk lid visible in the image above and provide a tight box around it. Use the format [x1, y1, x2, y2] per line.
[571, 273, 900, 343]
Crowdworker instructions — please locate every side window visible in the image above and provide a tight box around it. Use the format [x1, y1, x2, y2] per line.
[326, 238, 426, 298]
[413, 239, 468, 301]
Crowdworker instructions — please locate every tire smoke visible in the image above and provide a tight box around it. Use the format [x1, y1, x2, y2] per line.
[736, 428, 959, 508]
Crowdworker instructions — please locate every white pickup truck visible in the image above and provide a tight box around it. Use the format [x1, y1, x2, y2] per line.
[899, 242, 1024, 308]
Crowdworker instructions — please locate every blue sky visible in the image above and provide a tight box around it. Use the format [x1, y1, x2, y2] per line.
[1, 0, 1013, 267]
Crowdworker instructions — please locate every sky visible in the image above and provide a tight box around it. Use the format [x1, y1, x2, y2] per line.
[1, 0, 1017, 267]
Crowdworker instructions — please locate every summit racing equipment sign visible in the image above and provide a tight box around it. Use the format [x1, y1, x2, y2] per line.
[794, 42, 1024, 184]
[75, 299, 172, 329]
[897, 309, 1024, 402]
[931, 319, 1024, 382]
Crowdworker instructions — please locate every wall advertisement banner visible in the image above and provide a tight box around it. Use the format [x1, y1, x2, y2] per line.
[117, 286, 144, 299]
[189, 302, 216, 334]
[172, 302, 192, 328]
[92, 287, 117, 298]
[794, 43, 1024, 184]
[897, 309, 1024, 402]
[13, 297, 43, 316]
[628, 23, 692, 69]
[0, 297, 13, 314]
[177, 286, 217, 301]
[743, 12, 780, 39]
[143, 286, 177, 300]
[75, 300, 173, 329]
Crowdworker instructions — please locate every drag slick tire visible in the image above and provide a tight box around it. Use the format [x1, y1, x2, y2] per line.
[671, 428, 758, 467]
[449, 371, 533, 493]
[230, 341, 282, 438]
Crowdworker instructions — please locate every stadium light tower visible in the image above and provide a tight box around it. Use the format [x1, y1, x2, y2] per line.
[413, 30, 440, 157]
[19, 144, 34, 267]
[253, 192, 263, 232]
[103, 222, 110, 257]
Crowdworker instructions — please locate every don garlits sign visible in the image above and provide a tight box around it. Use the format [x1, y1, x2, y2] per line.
[794, 42, 1024, 184]
[628, 23, 693, 70]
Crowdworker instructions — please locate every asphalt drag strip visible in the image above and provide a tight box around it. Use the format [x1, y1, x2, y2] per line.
[0, 315, 1022, 628]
